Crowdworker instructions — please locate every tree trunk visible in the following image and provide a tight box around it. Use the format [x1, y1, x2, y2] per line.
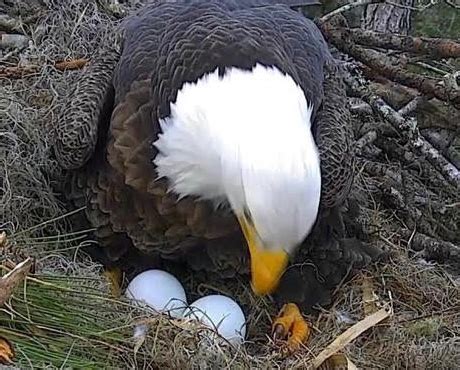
[363, 0, 415, 35]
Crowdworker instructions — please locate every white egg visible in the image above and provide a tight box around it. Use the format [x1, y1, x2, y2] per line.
[125, 269, 187, 318]
[184, 295, 247, 345]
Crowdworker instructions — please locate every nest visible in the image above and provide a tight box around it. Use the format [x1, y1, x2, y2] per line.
[1, 0, 459, 369]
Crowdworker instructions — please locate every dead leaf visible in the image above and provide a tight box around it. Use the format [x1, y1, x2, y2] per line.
[361, 274, 379, 316]
[0, 258, 33, 306]
[312, 307, 392, 369]
[318, 353, 358, 370]
[0, 336, 14, 364]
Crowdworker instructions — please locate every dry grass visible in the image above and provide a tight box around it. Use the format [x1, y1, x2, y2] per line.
[1, 0, 119, 235]
[1, 1, 459, 369]
[2, 229, 458, 369]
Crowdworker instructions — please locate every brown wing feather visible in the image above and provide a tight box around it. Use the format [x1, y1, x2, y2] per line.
[314, 63, 355, 210]
[54, 48, 119, 170]
[73, 73, 242, 271]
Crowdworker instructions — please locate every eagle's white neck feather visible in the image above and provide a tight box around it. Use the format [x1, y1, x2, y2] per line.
[154, 64, 321, 252]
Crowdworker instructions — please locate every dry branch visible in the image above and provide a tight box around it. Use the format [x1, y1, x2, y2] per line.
[400, 229, 460, 262]
[320, 0, 385, 22]
[423, 131, 460, 169]
[0, 12, 41, 32]
[320, 24, 460, 108]
[0, 58, 89, 78]
[357, 159, 402, 184]
[0, 65, 37, 78]
[374, 135, 454, 194]
[54, 58, 88, 71]
[444, 0, 460, 9]
[0, 34, 29, 49]
[355, 131, 378, 156]
[377, 182, 436, 234]
[346, 74, 460, 188]
[324, 27, 460, 58]
[350, 100, 373, 115]
[0, 14, 23, 33]
[410, 134, 460, 187]
[413, 61, 449, 76]
[398, 96, 423, 116]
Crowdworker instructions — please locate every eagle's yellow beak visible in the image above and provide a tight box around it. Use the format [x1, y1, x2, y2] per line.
[238, 216, 288, 296]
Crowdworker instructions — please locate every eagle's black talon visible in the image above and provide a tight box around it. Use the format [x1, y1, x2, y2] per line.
[272, 323, 287, 341]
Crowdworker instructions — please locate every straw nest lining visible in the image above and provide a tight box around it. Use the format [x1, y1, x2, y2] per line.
[1, 0, 459, 368]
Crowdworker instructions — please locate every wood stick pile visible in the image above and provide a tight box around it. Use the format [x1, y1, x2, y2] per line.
[317, 13, 459, 268]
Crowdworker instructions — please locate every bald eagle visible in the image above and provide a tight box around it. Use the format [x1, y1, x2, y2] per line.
[54, 0, 376, 349]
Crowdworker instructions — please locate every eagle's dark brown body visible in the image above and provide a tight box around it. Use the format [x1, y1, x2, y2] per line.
[55, 0, 379, 310]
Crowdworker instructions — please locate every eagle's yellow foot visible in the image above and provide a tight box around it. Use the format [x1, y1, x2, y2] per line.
[102, 266, 123, 298]
[272, 303, 310, 352]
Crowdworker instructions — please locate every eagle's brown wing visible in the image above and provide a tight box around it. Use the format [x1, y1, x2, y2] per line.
[313, 63, 355, 211]
[54, 48, 119, 170]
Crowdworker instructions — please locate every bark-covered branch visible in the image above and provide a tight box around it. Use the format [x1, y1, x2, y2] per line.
[320, 0, 385, 23]
[324, 27, 460, 58]
[401, 229, 460, 262]
[398, 96, 423, 116]
[444, 0, 460, 9]
[320, 24, 460, 108]
[0, 59, 88, 78]
[355, 131, 378, 156]
[345, 73, 460, 189]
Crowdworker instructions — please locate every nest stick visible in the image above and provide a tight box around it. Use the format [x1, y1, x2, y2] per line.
[0, 58, 89, 79]
[320, 25, 460, 108]
[320, 0, 385, 23]
[356, 131, 378, 156]
[346, 75, 460, 189]
[400, 229, 460, 262]
[324, 27, 460, 58]
[398, 96, 424, 117]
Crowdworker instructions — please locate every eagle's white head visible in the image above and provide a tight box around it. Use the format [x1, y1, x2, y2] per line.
[154, 64, 321, 295]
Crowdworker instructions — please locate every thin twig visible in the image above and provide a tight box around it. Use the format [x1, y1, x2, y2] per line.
[385, 0, 438, 11]
[320, 0, 385, 22]
[413, 61, 449, 75]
